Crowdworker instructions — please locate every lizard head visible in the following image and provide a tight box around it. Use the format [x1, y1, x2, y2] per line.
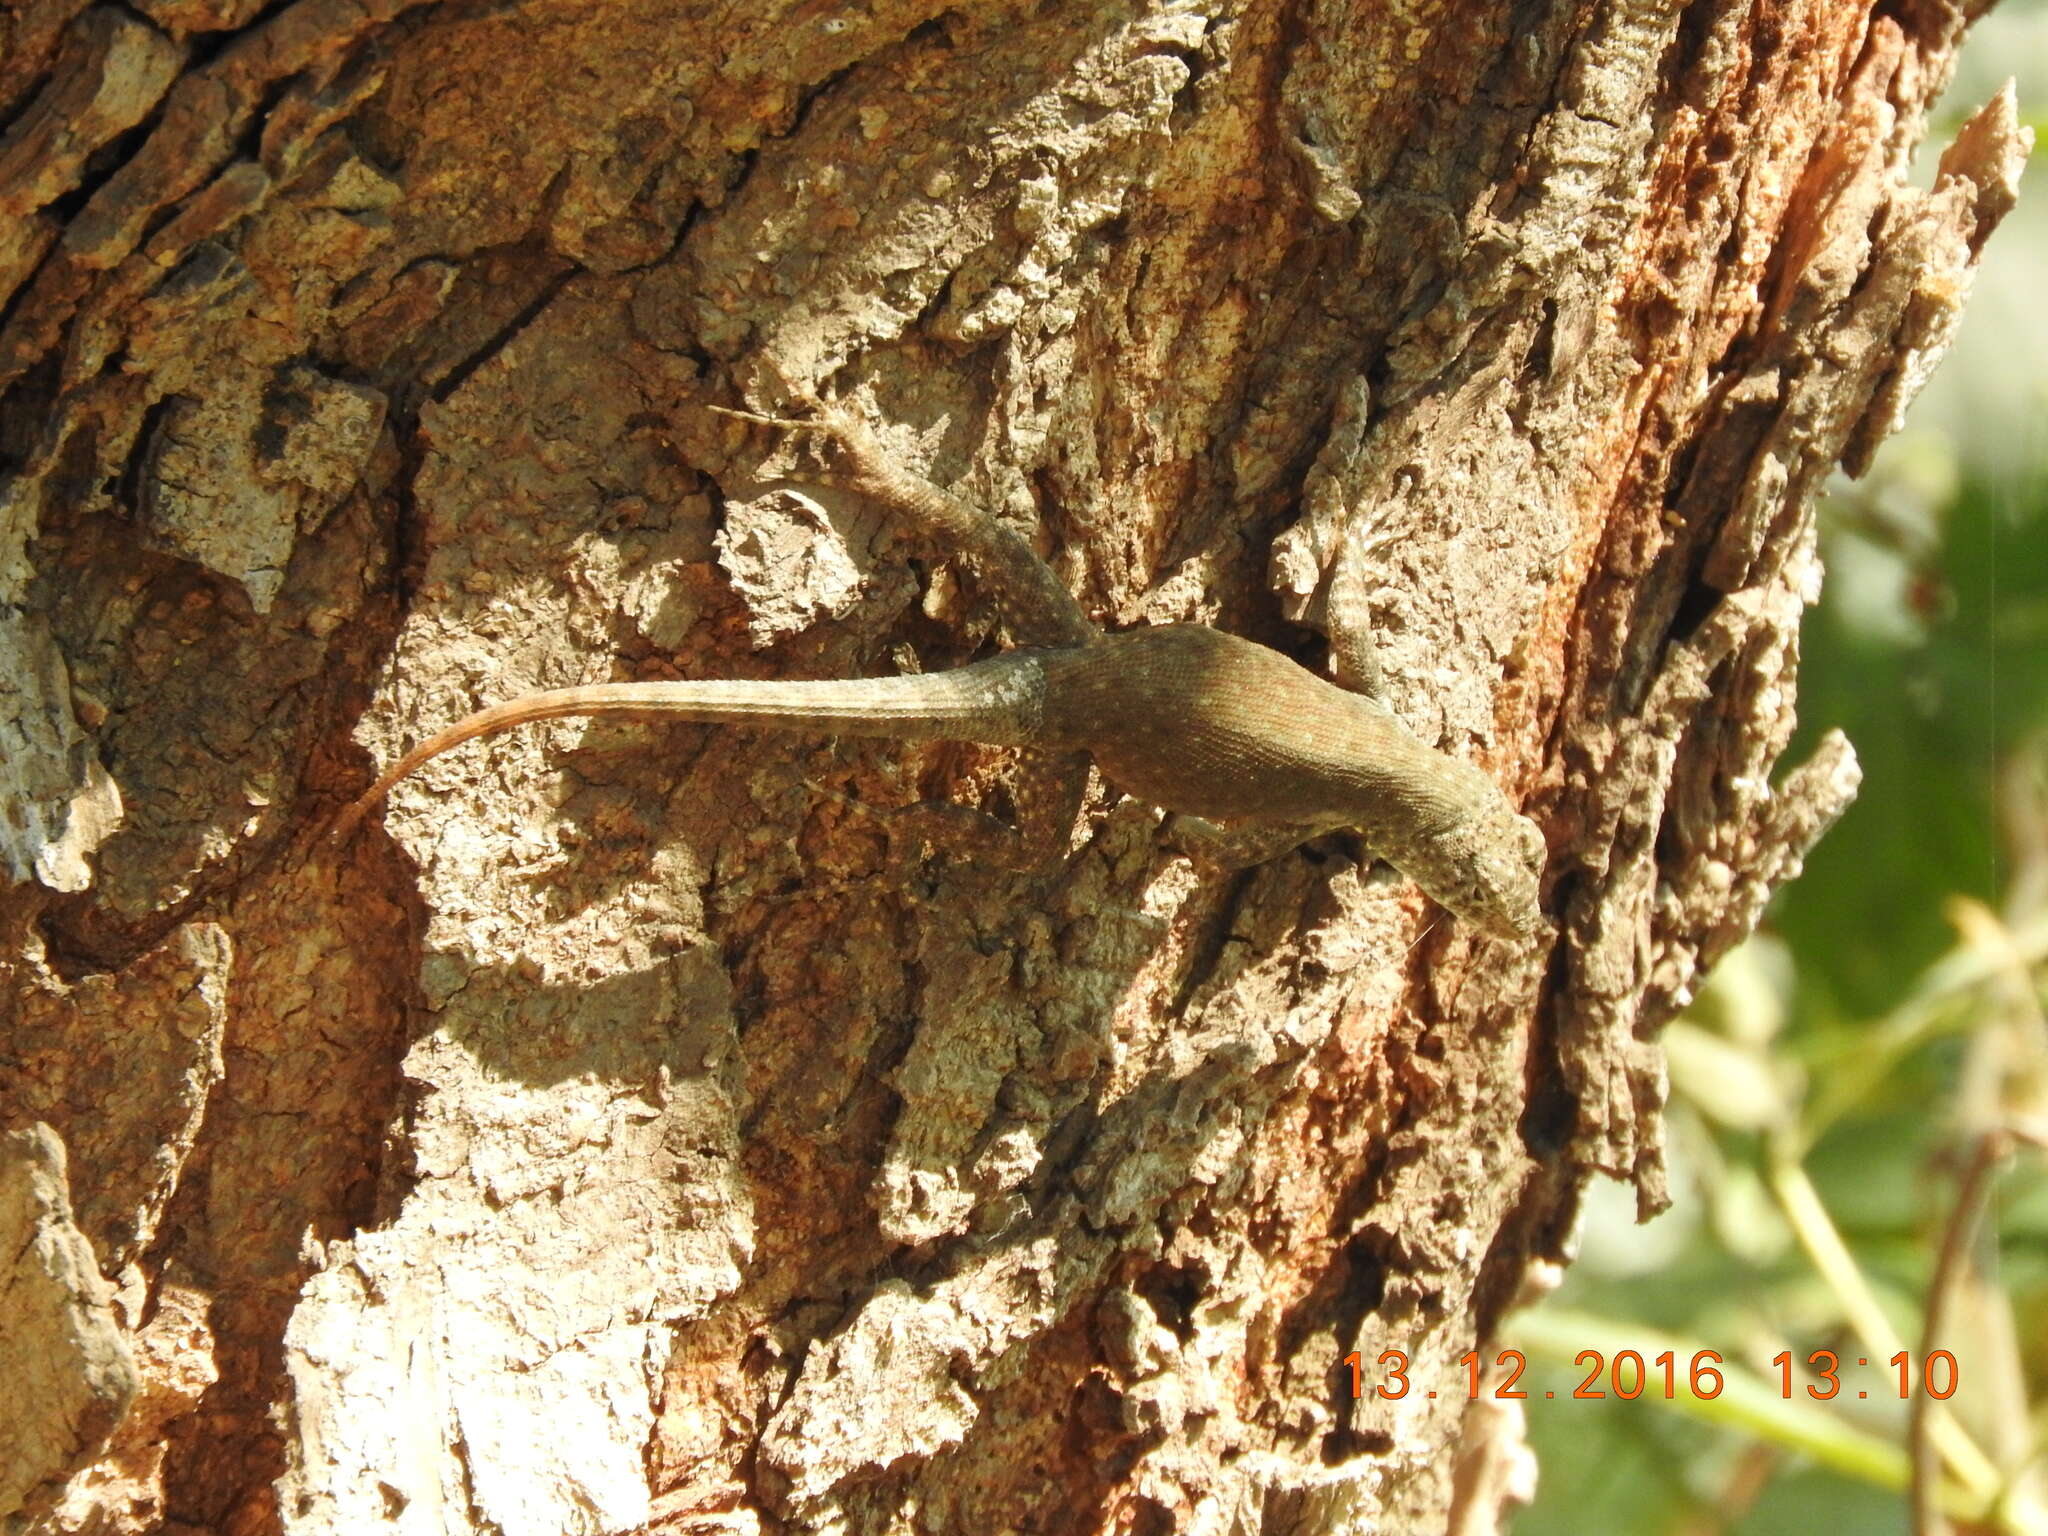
[1439, 803, 1547, 940]
[1383, 792, 1548, 941]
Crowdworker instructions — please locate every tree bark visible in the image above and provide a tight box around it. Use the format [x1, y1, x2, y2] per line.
[0, 1, 2024, 1532]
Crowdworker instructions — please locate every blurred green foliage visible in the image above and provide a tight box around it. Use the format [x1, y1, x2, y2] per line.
[1781, 467, 2048, 1019]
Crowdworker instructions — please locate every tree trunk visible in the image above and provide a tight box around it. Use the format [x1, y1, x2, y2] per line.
[0, 0, 2023, 1532]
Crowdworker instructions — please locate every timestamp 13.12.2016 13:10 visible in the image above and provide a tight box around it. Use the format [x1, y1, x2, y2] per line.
[1344, 1348, 1962, 1402]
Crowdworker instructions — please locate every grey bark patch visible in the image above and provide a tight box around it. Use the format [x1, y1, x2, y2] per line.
[715, 488, 867, 645]
[140, 365, 387, 614]
[0, 1125, 139, 1526]
[0, 605, 125, 893]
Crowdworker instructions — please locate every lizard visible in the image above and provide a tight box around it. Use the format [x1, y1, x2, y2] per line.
[334, 402, 1548, 940]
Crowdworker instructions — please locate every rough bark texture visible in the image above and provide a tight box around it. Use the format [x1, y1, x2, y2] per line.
[0, 1, 2024, 1532]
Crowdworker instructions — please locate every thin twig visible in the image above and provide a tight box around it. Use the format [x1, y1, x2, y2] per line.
[1910, 1129, 2011, 1536]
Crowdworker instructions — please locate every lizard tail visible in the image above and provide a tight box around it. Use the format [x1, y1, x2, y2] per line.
[332, 653, 1049, 839]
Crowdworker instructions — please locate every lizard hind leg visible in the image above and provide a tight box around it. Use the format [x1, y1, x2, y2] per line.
[703, 402, 830, 434]
[706, 398, 1097, 652]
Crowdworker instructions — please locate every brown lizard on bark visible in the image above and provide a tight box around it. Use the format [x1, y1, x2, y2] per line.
[336, 404, 1547, 939]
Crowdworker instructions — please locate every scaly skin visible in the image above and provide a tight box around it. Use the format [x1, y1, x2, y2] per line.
[340, 406, 1546, 938]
